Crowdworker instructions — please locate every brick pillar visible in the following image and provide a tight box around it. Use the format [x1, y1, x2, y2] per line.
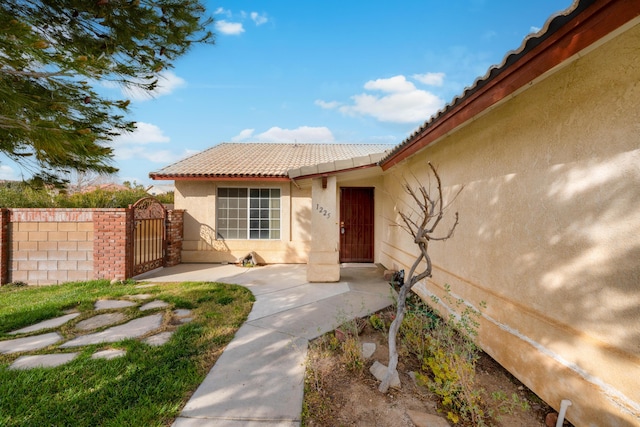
[0, 209, 9, 285]
[93, 208, 133, 280]
[165, 209, 184, 267]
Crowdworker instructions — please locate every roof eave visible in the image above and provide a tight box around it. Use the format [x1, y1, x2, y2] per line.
[380, 0, 640, 170]
[288, 152, 389, 179]
[149, 174, 291, 182]
[289, 164, 381, 181]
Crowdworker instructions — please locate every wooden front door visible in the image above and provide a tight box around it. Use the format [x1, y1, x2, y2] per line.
[339, 187, 374, 263]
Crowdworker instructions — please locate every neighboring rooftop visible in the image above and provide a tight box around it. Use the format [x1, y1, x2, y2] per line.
[150, 143, 393, 180]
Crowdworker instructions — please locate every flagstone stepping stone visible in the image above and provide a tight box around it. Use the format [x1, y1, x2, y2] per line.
[76, 312, 127, 331]
[173, 309, 194, 324]
[95, 299, 136, 310]
[362, 342, 376, 359]
[135, 284, 157, 289]
[92, 349, 126, 360]
[0, 332, 62, 354]
[140, 300, 170, 311]
[9, 313, 80, 335]
[10, 353, 79, 370]
[369, 360, 401, 389]
[129, 293, 153, 300]
[143, 331, 174, 346]
[60, 314, 163, 348]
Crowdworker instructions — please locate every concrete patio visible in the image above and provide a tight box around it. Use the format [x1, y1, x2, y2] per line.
[136, 263, 394, 427]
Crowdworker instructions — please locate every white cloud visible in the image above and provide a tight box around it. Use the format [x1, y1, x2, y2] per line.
[315, 99, 341, 109]
[321, 75, 445, 124]
[117, 145, 193, 165]
[364, 75, 416, 93]
[251, 12, 268, 25]
[112, 122, 177, 163]
[232, 126, 335, 143]
[215, 20, 245, 35]
[530, 26, 541, 34]
[121, 148, 178, 164]
[0, 164, 18, 180]
[124, 71, 186, 101]
[231, 128, 255, 141]
[412, 72, 445, 86]
[214, 7, 231, 17]
[115, 122, 170, 145]
[214, 9, 267, 35]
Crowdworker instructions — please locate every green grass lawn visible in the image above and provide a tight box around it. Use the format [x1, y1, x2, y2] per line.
[0, 279, 254, 427]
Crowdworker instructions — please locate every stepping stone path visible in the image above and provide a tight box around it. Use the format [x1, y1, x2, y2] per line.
[1, 296, 193, 370]
[92, 349, 126, 360]
[76, 312, 127, 331]
[140, 300, 170, 311]
[0, 332, 62, 354]
[11, 353, 79, 370]
[362, 342, 376, 359]
[9, 313, 80, 335]
[60, 314, 164, 347]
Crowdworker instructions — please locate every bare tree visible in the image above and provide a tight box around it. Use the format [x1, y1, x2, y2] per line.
[379, 162, 462, 393]
[64, 170, 115, 194]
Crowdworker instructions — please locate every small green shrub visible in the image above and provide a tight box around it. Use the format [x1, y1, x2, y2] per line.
[369, 313, 386, 331]
[400, 285, 487, 425]
[0, 182, 56, 208]
[489, 391, 531, 418]
[337, 335, 362, 373]
[400, 310, 432, 361]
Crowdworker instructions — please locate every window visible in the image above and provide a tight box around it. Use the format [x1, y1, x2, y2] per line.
[217, 188, 281, 240]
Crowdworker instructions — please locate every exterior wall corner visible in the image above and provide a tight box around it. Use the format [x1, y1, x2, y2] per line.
[307, 176, 340, 282]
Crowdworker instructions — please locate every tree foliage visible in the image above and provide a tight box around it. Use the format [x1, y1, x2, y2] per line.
[0, 180, 173, 208]
[0, 0, 213, 184]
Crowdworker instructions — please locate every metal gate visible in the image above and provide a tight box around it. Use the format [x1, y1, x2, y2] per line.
[130, 197, 166, 276]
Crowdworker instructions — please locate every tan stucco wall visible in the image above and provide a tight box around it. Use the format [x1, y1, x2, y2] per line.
[174, 180, 310, 263]
[380, 22, 640, 426]
[307, 176, 340, 281]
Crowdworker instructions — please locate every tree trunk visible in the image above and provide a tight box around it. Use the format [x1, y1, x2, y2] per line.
[379, 283, 409, 393]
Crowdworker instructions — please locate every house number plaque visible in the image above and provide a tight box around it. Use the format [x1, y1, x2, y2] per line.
[316, 203, 331, 219]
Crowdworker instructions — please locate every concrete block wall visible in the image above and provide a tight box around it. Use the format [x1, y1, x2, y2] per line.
[0, 207, 183, 286]
[9, 209, 95, 285]
[0, 209, 9, 284]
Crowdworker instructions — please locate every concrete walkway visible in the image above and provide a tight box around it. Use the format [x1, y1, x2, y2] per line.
[135, 263, 394, 427]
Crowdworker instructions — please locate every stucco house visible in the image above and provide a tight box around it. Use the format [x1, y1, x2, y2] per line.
[151, 0, 639, 425]
[150, 142, 393, 279]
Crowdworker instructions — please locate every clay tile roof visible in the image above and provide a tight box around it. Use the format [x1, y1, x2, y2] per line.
[150, 143, 393, 180]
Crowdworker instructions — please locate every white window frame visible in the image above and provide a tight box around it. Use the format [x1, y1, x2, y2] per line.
[216, 187, 281, 240]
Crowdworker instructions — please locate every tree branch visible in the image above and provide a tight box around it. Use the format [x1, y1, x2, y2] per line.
[0, 68, 73, 79]
[379, 162, 462, 393]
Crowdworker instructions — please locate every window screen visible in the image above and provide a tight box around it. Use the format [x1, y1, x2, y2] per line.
[217, 188, 280, 240]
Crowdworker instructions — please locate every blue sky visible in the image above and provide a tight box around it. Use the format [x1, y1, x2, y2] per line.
[2, 1, 571, 186]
